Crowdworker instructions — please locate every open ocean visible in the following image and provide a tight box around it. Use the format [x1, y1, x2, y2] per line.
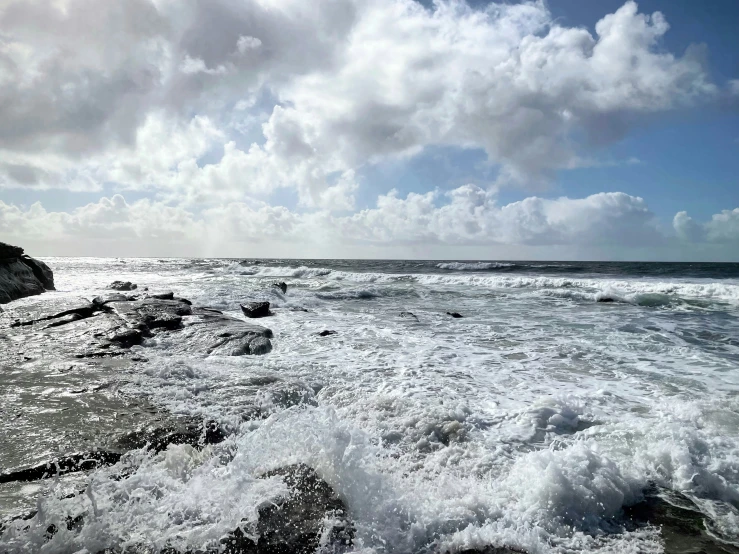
[2, 257, 739, 553]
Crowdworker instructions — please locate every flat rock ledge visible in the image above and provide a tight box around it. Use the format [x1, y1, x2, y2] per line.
[0, 242, 55, 304]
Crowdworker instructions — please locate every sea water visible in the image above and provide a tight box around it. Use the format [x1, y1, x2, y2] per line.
[2, 258, 738, 553]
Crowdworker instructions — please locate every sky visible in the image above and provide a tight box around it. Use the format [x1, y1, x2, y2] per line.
[0, 0, 737, 260]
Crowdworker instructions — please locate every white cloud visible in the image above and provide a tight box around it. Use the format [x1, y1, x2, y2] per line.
[674, 209, 739, 244]
[0, 0, 721, 209]
[0, 187, 662, 250]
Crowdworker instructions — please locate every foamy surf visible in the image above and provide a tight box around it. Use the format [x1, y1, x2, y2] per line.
[1, 257, 738, 553]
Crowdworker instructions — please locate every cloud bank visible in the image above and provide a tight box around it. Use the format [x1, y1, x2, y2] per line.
[0, 0, 735, 259]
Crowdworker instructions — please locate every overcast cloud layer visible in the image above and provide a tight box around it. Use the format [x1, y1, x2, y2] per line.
[0, 0, 736, 259]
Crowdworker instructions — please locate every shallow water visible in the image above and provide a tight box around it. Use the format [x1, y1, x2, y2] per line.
[2, 258, 739, 553]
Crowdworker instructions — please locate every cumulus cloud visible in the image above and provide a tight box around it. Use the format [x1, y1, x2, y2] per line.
[0, 187, 663, 251]
[0, 0, 721, 208]
[675, 209, 739, 244]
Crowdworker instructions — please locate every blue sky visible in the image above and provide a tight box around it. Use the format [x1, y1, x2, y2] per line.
[0, 0, 737, 259]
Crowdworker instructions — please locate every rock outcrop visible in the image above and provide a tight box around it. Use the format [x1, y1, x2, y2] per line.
[0, 242, 55, 304]
[241, 301, 271, 318]
[222, 464, 354, 553]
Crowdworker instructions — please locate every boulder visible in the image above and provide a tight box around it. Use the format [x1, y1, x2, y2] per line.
[0, 242, 55, 304]
[446, 312, 463, 318]
[20, 255, 55, 290]
[0, 259, 48, 304]
[221, 464, 353, 554]
[318, 330, 337, 337]
[272, 281, 288, 294]
[109, 281, 137, 291]
[241, 301, 270, 318]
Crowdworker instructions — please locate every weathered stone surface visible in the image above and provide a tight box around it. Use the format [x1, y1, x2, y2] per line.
[19, 256, 54, 290]
[109, 281, 137, 291]
[0, 260, 46, 304]
[0, 242, 23, 259]
[0, 243, 53, 304]
[174, 312, 273, 356]
[221, 464, 353, 554]
[241, 301, 270, 318]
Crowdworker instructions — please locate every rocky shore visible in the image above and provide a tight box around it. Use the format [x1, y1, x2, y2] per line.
[0, 242, 55, 305]
[0, 244, 735, 554]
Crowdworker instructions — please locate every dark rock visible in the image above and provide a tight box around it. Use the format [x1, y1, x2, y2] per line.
[457, 546, 526, 554]
[20, 255, 55, 290]
[109, 281, 137, 291]
[318, 330, 337, 337]
[0, 241, 24, 259]
[171, 311, 273, 356]
[0, 451, 122, 483]
[221, 464, 353, 554]
[597, 297, 616, 303]
[115, 419, 227, 453]
[272, 281, 288, 294]
[288, 306, 309, 312]
[623, 487, 738, 554]
[240, 301, 271, 318]
[44, 313, 84, 329]
[109, 297, 191, 332]
[108, 328, 144, 347]
[446, 312, 463, 318]
[149, 291, 174, 300]
[0, 258, 47, 304]
[400, 311, 419, 321]
[92, 293, 136, 305]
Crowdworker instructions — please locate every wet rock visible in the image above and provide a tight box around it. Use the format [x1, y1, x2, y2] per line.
[92, 293, 136, 305]
[400, 311, 419, 321]
[109, 298, 191, 332]
[318, 330, 337, 337]
[446, 312, 463, 318]
[457, 546, 526, 554]
[108, 328, 145, 347]
[272, 281, 288, 294]
[171, 311, 273, 356]
[221, 464, 353, 554]
[109, 281, 137, 291]
[288, 306, 309, 312]
[240, 301, 271, 318]
[115, 418, 227, 454]
[0, 451, 122, 483]
[623, 487, 738, 554]
[149, 291, 174, 300]
[0, 258, 48, 304]
[20, 255, 55, 290]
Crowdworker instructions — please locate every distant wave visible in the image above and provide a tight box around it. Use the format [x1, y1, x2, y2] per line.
[218, 263, 739, 305]
[436, 262, 516, 271]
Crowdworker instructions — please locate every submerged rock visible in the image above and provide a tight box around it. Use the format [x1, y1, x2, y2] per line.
[446, 312, 463, 318]
[241, 301, 270, 318]
[272, 281, 288, 294]
[0, 242, 55, 304]
[221, 464, 353, 554]
[109, 281, 137, 291]
[318, 330, 337, 337]
[400, 311, 419, 321]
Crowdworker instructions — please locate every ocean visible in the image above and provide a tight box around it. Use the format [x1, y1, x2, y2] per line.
[2, 257, 739, 553]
